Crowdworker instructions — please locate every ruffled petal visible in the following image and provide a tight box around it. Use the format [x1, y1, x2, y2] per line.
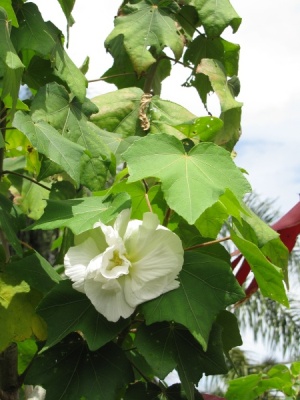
[114, 208, 131, 238]
[64, 237, 99, 292]
[84, 278, 134, 322]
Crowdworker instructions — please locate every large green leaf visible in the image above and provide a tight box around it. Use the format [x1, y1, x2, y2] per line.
[105, 0, 184, 75]
[13, 111, 84, 185]
[123, 133, 251, 224]
[215, 310, 243, 356]
[0, 7, 24, 111]
[30, 83, 110, 190]
[25, 333, 134, 400]
[141, 251, 244, 351]
[187, 0, 241, 37]
[135, 323, 227, 390]
[37, 280, 129, 350]
[230, 230, 289, 306]
[29, 193, 131, 234]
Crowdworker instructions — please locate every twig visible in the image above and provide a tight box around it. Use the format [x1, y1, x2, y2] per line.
[184, 235, 231, 251]
[2, 170, 51, 191]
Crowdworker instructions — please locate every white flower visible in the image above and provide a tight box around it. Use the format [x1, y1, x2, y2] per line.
[64, 209, 184, 322]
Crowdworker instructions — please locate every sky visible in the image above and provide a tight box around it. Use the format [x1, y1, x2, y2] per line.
[35, 0, 300, 217]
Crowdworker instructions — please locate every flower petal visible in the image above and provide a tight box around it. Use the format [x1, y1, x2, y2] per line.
[84, 277, 134, 322]
[114, 208, 131, 238]
[64, 237, 99, 292]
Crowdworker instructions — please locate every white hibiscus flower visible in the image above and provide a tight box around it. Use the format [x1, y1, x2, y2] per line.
[64, 209, 184, 322]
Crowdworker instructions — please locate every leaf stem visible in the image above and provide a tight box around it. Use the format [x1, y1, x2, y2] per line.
[88, 72, 136, 83]
[162, 207, 172, 227]
[184, 235, 231, 251]
[2, 170, 51, 191]
[142, 179, 153, 212]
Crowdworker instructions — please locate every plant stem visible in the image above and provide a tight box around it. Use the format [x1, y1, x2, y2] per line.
[162, 207, 172, 227]
[2, 170, 51, 191]
[184, 235, 231, 251]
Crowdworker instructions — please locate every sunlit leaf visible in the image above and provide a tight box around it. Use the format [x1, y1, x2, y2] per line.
[123, 134, 250, 224]
[187, 0, 241, 37]
[230, 229, 289, 307]
[29, 192, 131, 234]
[105, 1, 184, 75]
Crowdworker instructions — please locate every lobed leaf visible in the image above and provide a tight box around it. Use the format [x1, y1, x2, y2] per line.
[141, 251, 244, 351]
[105, 1, 184, 75]
[123, 133, 251, 224]
[25, 333, 134, 400]
[37, 280, 129, 350]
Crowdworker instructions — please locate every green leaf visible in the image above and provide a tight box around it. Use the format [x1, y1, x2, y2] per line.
[124, 382, 161, 400]
[149, 96, 196, 137]
[12, 2, 86, 100]
[17, 339, 38, 374]
[141, 251, 244, 351]
[135, 322, 227, 386]
[230, 229, 289, 307]
[13, 111, 84, 185]
[91, 87, 144, 136]
[29, 193, 131, 234]
[175, 116, 223, 141]
[0, 7, 24, 112]
[31, 83, 110, 191]
[0, 194, 23, 256]
[12, 3, 56, 55]
[187, 0, 241, 37]
[0, 272, 47, 351]
[215, 310, 243, 356]
[25, 333, 134, 400]
[9, 174, 51, 220]
[213, 107, 242, 151]
[98, 130, 140, 164]
[123, 134, 251, 224]
[196, 59, 242, 113]
[226, 374, 264, 400]
[57, 0, 76, 26]
[184, 36, 240, 77]
[105, 1, 184, 75]
[37, 280, 130, 350]
[0, 1, 18, 27]
[7, 252, 61, 294]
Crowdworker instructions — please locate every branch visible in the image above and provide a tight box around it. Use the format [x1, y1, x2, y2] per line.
[184, 236, 231, 251]
[2, 170, 51, 191]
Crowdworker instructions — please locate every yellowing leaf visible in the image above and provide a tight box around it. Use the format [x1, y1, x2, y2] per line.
[0, 273, 46, 351]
